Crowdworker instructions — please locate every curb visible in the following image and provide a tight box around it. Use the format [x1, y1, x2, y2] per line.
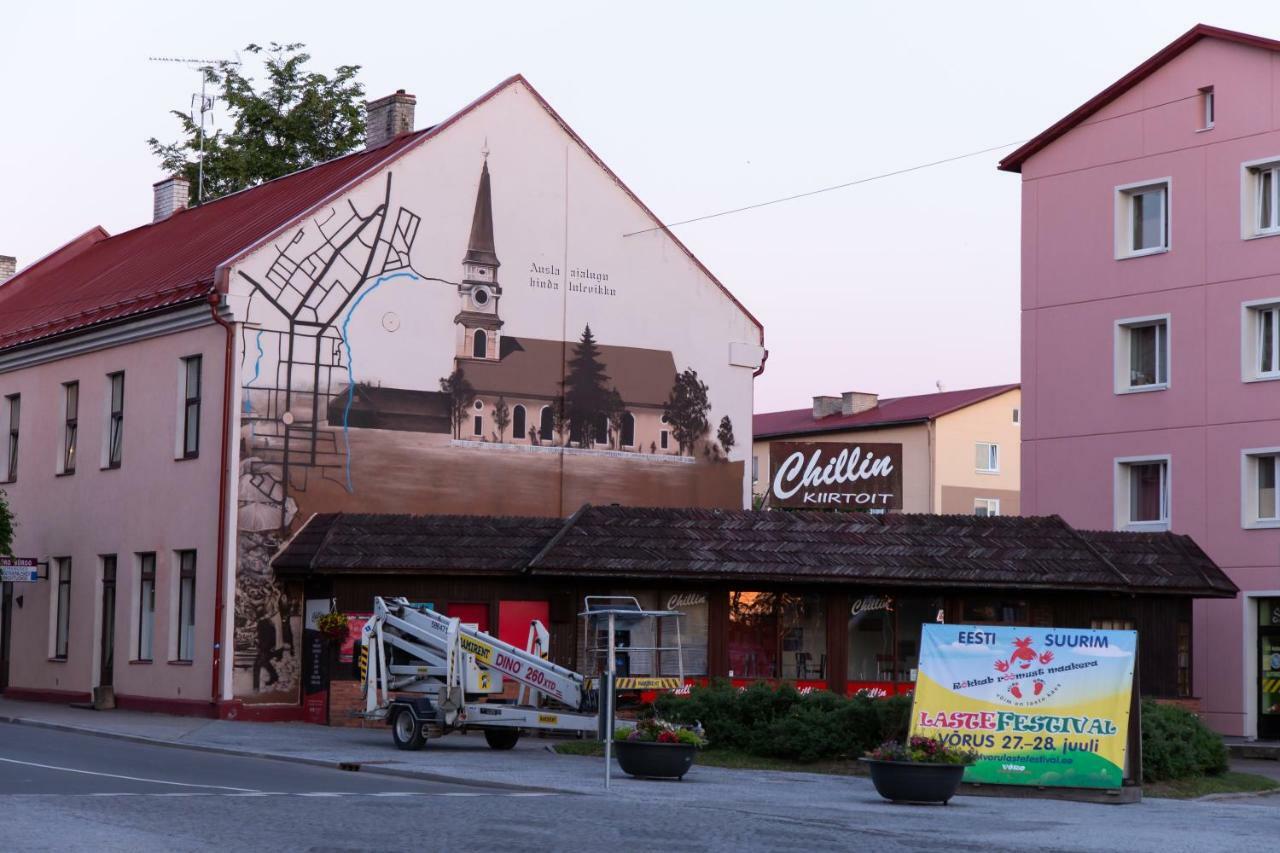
[0, 713, 569, 795]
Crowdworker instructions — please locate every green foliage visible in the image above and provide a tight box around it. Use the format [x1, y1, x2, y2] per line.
[717, 415, 735, 456]
[663, 368, 711, 455]
[148, 43, 366, 204]
[0, 489, 13, 555]
[866, 735, 977, 765]
[1141, 699, 1228, 782]
[618, 718, 707, 747]
[439, 368, 474, 439]
[654, 681, 911, 763]
[564, 325, 610, 446]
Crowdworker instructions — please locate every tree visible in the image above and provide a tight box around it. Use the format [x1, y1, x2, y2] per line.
[0, 490, 13, 556]
[563, 325, 610, 447]
[717, 415, 736, 460]
[439, 368, 474, 439]
[492, 396, 511, 443]
[148, 43, 365, 205]
[604, 388, 626, 450]
[552, 397, 569, 446]
[664, 368, 711, 456]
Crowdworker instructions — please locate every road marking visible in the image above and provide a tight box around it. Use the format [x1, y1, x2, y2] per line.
[59, 791, 560, 798]
[0, 756, 259, 792]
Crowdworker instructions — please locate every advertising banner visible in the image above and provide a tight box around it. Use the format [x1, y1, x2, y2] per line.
[910, 624, 1136, 789]
[768, 442, 902, 509]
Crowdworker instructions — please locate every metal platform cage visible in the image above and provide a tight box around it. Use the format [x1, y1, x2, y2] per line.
[579, 595, 687, 682]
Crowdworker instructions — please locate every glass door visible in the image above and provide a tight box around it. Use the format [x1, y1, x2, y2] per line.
[1259, 599, 1280, 740]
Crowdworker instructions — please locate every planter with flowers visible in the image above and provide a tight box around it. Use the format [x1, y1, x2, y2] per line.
[860, 736, 978, 804]
[613, 719, 707, 780]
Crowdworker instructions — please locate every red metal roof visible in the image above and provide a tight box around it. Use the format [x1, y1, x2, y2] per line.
[0, 129, 430, 352]
[753, 383, 1019, 439]
[0, 74, 763, 358]
[999, 24, 1280, 173]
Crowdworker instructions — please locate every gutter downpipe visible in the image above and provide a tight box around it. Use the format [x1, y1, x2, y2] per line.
[207, 286, 235, 713]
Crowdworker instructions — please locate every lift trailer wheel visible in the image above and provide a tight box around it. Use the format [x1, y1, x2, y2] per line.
[484, 728, 521, 750]
[392, 709, 427, 751]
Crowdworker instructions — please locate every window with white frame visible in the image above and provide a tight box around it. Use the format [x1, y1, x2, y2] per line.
[137, 553, 156, 661]
[1244, 159, 1280, 237]
[1115, 316, 1169, 391]
[1243, 449, 1279, 528]
[61, 381, 79, 474]
[1199, 86, 1215, 131]
[53, 557, 72, 659]
[176, 551, 196, 661]
[752, 455, 759, 483]
[106, 371, 124, 468]
[1116, 456, 1170, 530]
[975, 442, 999, 473]
[1243, 300, 1280, 381]
[1115, 180, 1170, 258]
[974, 498, 1000, 517]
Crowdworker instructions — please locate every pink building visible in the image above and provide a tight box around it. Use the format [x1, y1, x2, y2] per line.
[1005, 24, 1280, 737]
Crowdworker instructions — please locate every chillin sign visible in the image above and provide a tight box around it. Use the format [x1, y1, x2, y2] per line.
[768, 442, 902, 509]
[910, 624, 1137, 789]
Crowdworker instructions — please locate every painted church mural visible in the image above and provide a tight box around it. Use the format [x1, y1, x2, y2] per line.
[223, 82, 763, 704]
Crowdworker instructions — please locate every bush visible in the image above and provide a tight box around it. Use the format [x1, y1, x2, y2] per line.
[653, 681, 912, 763]
[1141, 700, 1228, 782]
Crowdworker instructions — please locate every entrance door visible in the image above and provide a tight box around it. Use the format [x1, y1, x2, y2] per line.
[498, 601, 549, 651]
[0, 581, 12, 692]
[1259, 598, 1280, 740]
[447, 602, 491, 634]
[99, 558, 117, 688]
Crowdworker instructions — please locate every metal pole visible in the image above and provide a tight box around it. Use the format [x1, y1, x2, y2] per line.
[605, 611, 615, 790]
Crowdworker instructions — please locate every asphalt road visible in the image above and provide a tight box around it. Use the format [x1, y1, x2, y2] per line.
[4, 721, 1280, 853]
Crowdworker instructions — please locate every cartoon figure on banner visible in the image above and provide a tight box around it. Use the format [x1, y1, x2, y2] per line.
[993, 636, 1054, 700]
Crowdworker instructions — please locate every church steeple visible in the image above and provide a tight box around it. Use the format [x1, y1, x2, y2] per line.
[464, 160, 500, 269]
[455, 157, 503, 361]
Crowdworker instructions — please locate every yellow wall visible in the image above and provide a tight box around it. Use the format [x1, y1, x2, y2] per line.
[751, 388, 1022, 516]
[933, 388, 1021, 514]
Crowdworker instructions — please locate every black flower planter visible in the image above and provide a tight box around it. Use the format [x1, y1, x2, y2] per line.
[859, 758, 967, 804]
[614, 740, 697, 780]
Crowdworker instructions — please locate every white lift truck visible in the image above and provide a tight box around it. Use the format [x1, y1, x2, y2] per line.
[360, 596, 602, 750]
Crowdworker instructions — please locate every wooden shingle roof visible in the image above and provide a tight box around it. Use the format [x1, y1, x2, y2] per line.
[273, 506, 1236, 598]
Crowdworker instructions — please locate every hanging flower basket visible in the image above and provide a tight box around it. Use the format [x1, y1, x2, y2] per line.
[315, 611, 351, 643]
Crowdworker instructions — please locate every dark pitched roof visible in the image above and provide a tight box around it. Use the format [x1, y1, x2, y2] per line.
[753, 383, 1019, 440]
[273, 512, 566, 575]
[0, 129, 431, 352]
[999, 24, 1280, 173]
[273, 505, 1237, 598]
[465, 160, 499, 268]
[3, 74, 763, 356]
[460, 336, 677, 406]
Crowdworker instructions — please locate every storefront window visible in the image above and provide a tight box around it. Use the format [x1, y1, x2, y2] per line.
[780, 594, 826, 680]
[963, 598, 1028, 625]
[729, 591, 778, 677]
[847, 595, 941, 684]
[661, 591, 708, 677]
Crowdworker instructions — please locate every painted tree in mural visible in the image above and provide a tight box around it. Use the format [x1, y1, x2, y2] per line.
[0, 490, 13, 555]
[552, 398, 569, 447]
[492, 396, 511, 442]
[717, 415, 736, 459]
[440, 368, 475, 439]
[564, 324, 611, 447]
[149, 43, 366, 204]
[604, 388, 626, 450]
[665, 368, 711, 456]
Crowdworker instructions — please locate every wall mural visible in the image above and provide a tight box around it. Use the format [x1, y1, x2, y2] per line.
[229, 149, 749, 704]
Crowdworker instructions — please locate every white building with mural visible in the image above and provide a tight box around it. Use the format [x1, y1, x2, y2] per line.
[0, 76, 765, 719]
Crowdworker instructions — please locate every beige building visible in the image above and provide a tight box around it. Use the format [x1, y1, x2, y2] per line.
[752, 384, 1020, 515]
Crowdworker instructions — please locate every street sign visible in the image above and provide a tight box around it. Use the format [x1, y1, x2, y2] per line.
[0, 558, 38, 583]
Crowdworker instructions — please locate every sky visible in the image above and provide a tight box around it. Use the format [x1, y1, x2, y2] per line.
[1, 1, 1274, 412]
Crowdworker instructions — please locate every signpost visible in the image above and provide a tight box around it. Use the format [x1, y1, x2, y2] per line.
[0, 558, 38, 583]
[768, 441, 903, 509]
[910, 624, 1137, 789]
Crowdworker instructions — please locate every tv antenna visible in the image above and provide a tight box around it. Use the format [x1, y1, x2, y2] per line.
[149, 55, 241, 205]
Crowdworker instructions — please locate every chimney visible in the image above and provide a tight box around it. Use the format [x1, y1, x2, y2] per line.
[841, 391, 879, 415]
[812, 395, 841, 419]
[153, 175, 190, 222]
[365, 89, 417, 149]
[0, 255, 15, 284]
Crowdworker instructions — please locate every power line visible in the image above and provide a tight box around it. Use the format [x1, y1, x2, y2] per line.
[622, 138, 1029, 237]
